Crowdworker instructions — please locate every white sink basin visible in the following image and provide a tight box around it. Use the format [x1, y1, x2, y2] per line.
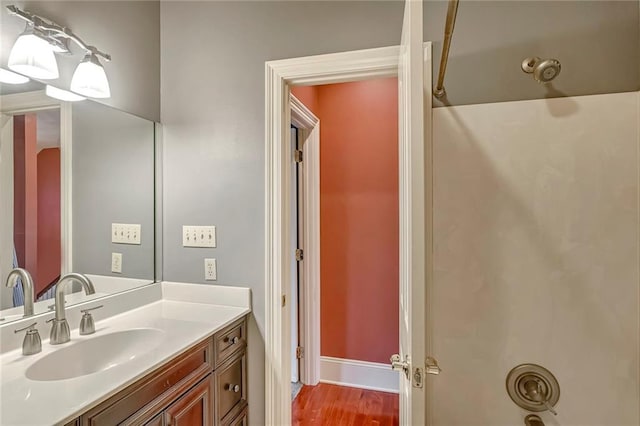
[26, 328, 165, 381]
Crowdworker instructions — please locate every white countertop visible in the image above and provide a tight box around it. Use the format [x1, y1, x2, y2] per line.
[0, 282, 251, 426]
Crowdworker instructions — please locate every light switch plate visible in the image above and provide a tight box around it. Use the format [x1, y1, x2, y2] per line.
[183, 226, 216, 248]
[111, 253, 122, 273]
[204, 258, 217, 280]
[112, 223, 141, 245]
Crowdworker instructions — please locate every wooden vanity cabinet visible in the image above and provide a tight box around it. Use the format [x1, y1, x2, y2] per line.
[69, 316, 247, 426]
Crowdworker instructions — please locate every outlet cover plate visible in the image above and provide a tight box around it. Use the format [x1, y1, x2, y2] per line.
[111, 253, 122, 273]
[204, 258, 217, 280]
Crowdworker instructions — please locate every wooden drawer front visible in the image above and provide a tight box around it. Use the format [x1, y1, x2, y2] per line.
[224, 408, 248, 426]
[214, 318, 246, 367]
[215, 352, 247, 424]
[81, 339, 213, 426]
[163, 376, 213, 426]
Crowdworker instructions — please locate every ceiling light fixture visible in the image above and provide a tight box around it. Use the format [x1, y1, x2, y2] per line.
[5, 5, 112, 98]
[0, 67, 30, 84]
[46, 85, 85, 102]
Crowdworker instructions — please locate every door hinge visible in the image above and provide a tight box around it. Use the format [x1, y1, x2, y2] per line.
[296, 346, 304, 359]
[295, 248, 304, 261]
[294, 150, 303, 163]
[426, 356, 442, 375]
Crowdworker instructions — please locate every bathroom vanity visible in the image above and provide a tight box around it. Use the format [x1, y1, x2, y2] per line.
[69, 316, 247, 426]
[0, 282, 251, 426]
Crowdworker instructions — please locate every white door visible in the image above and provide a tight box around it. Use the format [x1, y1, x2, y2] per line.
[394, 0, 435, 424]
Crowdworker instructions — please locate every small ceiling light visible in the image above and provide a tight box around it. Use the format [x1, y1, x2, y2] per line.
[45, 85, 85, 102]
[70, 53, 110, 99]
[0, 67, 30, 84]
[8, 25, 59, 80]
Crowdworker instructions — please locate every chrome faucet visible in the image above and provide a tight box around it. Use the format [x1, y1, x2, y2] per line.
[48, 273, 95, 345]
[5, 268, 35, 317]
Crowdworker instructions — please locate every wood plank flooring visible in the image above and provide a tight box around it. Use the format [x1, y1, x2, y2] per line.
[292, 383, 399, 426]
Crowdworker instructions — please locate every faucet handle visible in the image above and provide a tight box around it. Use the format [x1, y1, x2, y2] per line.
[79, 305, 103, 335]
[80, 305, 103, 314]
[14, 322, 41, 355]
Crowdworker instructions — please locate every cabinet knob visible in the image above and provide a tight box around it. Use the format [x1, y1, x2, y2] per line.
[225, 335, 240, 344]
[225, 384, 240, 393]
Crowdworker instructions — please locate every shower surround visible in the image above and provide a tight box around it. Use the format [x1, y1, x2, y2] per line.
[431, 91, 639, 425]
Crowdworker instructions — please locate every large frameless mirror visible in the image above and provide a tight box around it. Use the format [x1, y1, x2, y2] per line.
[0, 79, 157, 324]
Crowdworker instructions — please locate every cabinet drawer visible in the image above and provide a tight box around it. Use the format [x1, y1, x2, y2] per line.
[214, 318, 246, 368]
[81, 339, 213, 426]
[214, 351, 247, 424]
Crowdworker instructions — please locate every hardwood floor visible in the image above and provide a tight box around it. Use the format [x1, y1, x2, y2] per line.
[292, 383, 399, 426]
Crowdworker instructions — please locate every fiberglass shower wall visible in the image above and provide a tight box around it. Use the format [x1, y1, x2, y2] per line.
[430, 92, 639, 425]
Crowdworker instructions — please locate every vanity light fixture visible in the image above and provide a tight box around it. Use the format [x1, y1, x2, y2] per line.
[5, 5, 112, 98]
[0, 67, 30, 84]
[8, 25, 59, 80]
[70, 52, 110, 99]
[45, 85, 86, 102]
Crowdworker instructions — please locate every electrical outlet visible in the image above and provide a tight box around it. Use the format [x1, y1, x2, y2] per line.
[111, 253, 122, 273]
[112, 223, 141, 245]
[183, 226, 216, 248]
[204, 258, 217, 280]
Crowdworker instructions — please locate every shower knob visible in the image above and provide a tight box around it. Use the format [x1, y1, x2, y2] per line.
[506, 363, 560, 415]
[521, 57, 562, 83]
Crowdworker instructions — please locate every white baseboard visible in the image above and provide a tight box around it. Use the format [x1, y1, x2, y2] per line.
[319, 356, 399, 393]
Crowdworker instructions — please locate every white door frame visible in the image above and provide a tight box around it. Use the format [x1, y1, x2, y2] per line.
[290, 95, 320, 386]
[265, 45, 427, 425]
[0, 91, 73, 276]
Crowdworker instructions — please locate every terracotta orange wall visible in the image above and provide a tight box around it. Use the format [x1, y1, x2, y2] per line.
[290, 85, 319, 116]
[37, 148, 61, 294]
[310, 78, 399, 364]
[13, 114, 38, 282]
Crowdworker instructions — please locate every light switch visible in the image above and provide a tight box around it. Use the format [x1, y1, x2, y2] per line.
[112, 223, 141, 245]
[111, 253, 122, 273]
[183, 226, 216, 248]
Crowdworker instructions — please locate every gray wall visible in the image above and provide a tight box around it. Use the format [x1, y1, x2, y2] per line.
[160, 2, 405, 423]
[0, 1, 160, 121]
[72, 101, 155, 280]
[425, 0, 640, 107]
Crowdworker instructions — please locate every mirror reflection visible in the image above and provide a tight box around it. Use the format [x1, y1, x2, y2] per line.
[0, 80, 156, 324]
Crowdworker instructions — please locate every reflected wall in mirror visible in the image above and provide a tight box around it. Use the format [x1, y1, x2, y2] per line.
[10, 109, 62, 302]
[0, 81, 157, 324]
[72, 101, 155, 279]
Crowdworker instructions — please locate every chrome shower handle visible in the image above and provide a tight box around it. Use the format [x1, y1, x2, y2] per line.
[524, 379, 557, 415]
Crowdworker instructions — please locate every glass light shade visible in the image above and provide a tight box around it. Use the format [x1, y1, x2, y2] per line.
[46, 85, 85, 102]
[0, 68, 30, 84]
[8, 33, 59, 80]
[70, 54, 111, 99]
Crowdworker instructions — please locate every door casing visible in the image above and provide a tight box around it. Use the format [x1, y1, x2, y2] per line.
[264, 42, 432, 425]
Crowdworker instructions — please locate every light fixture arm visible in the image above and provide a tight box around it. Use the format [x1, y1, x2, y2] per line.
[6, 5, 111, 61]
